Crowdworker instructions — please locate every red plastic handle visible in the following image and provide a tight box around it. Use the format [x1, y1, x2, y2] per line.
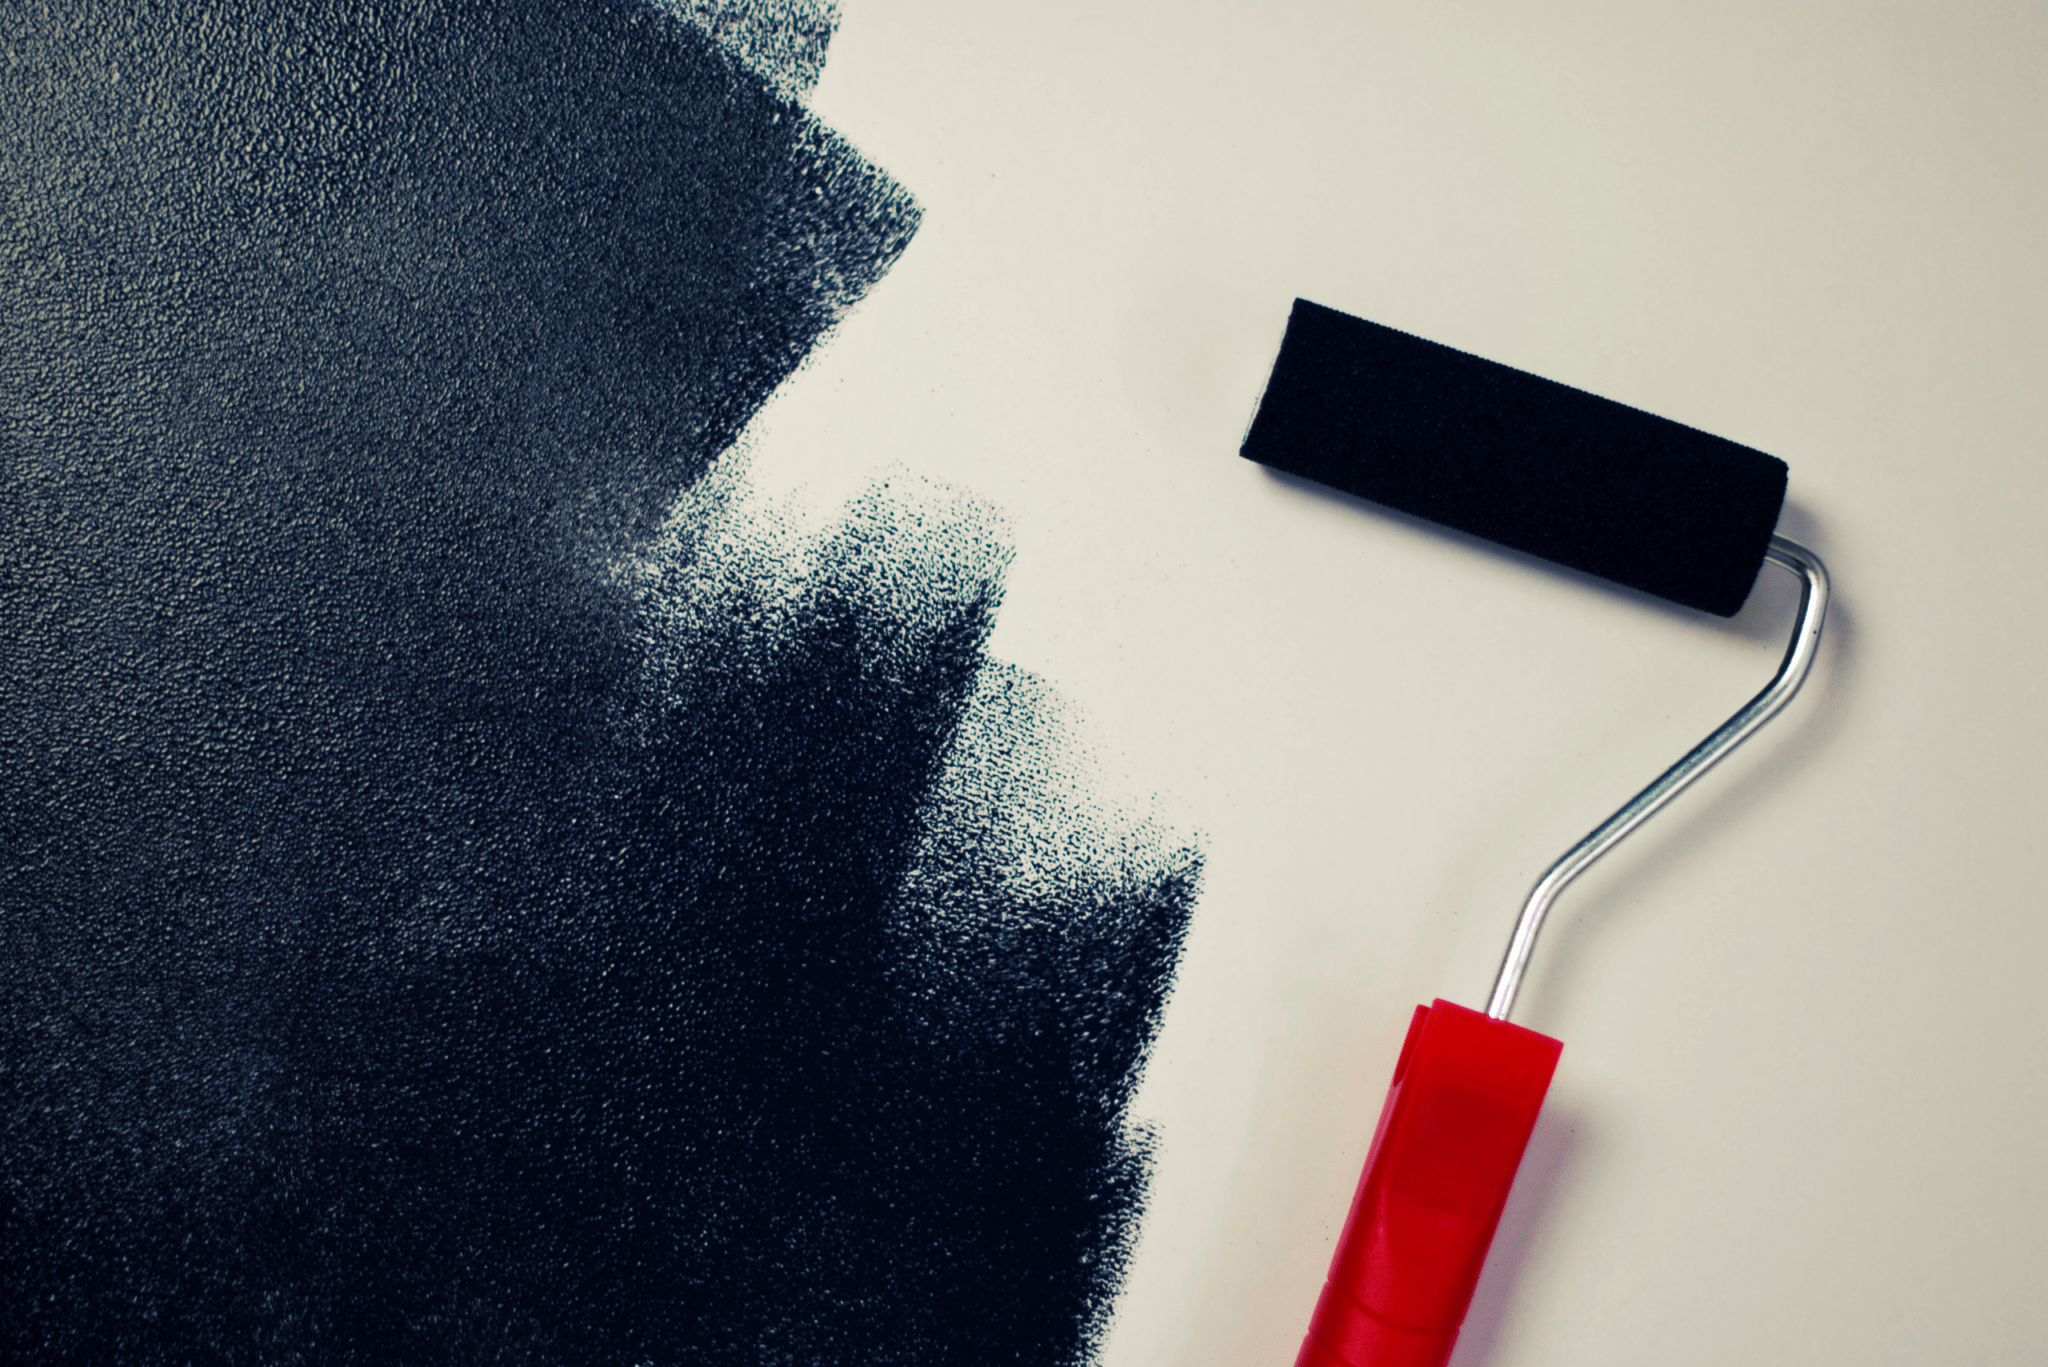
[1297, 999, 1562, 1367]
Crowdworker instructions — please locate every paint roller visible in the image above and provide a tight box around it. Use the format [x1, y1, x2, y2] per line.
[1240, 299, 1830, 1367]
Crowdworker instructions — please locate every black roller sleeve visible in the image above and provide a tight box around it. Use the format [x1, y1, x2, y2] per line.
[1241, 299, 1787, 617]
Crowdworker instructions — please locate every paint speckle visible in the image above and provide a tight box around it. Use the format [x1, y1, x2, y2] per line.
[655, 0, 843, 103]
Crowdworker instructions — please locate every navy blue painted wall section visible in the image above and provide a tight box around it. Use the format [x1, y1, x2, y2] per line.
[2, 3, 1196, 1362]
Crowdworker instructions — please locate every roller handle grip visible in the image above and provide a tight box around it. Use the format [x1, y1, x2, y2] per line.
[1296, 1000, 1562, 1367]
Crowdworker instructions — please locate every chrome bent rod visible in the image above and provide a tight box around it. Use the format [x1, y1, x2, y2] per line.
[1484, 535, 1831, 1022]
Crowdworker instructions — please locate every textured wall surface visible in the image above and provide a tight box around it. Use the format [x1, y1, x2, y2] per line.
[1, 3, 1195, 1361]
